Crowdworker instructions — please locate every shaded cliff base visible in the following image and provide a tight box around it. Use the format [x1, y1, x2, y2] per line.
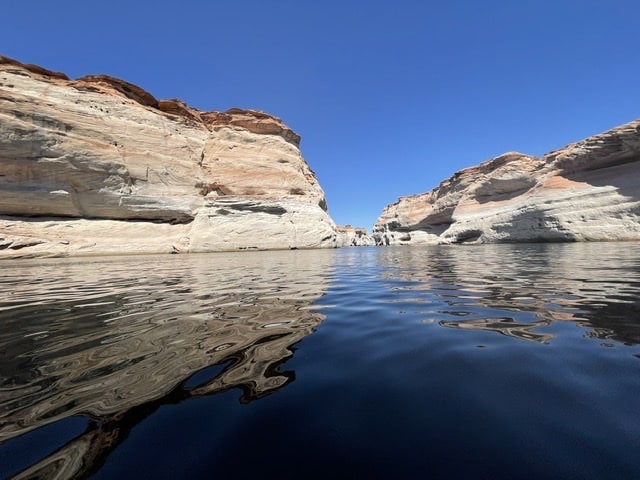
[0, 219, 375, 259]
[374, 120, 640, 245]
[0, 200, 337, 259]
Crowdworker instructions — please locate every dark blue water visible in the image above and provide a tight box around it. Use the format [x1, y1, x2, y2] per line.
[1, 244, 639, 479]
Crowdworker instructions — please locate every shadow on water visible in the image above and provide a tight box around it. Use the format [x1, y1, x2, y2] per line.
[0, 250, 335, 479]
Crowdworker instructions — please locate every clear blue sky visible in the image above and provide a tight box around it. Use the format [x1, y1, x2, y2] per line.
[3, 1, 639, 229]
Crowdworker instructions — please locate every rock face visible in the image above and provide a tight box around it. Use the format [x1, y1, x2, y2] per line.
[374, 120, 640, 245]
[0, 56, 337, 258]
[336, 225, 375, 247]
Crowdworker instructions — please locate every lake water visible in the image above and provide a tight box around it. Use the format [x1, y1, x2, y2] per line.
[1, 243, 639, 479]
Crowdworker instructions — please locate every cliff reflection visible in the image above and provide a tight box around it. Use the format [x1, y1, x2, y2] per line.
[438, 317, 556, 343]
[0, 250, 334, 478]
[375, 242, 640, 345]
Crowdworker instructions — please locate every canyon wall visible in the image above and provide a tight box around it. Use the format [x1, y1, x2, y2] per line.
[374, 120, 640, 245]
[0, 56, 337, 258]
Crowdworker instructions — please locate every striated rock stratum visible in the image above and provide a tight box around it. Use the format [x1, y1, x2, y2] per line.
[374, 120, 640, 245]
[0, 56, 337, 258]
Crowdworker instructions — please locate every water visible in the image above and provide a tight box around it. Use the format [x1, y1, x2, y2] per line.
[1, 244, 639, 479]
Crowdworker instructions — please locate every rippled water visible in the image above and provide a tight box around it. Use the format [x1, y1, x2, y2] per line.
[1, 244, 639, 479]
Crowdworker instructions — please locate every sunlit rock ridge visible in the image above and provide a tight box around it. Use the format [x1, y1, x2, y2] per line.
[374, 120, 640, 245]
[0, 55, 337, 258]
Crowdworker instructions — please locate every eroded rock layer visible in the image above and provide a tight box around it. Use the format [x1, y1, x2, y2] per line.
[374, 120, 640, 244]
[0, 56, 337, 258]
[336, 225, 375, 247]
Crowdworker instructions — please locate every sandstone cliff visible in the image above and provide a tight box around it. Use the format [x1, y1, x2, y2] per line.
[336, 225, 375, 247]
[374, 120, 640, 244]
[0, 56, 337, 258]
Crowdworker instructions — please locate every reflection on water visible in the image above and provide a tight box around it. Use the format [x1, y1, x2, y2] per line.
[371, 242, 640, 345]
[439, 317, 556, 343]
[1, 243, 640, 479]
[0, 250, 334, 478]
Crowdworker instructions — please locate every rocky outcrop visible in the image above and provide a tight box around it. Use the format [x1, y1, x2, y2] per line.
[374, 120, 640, 244]
[0, 56, 337, 258]
[336, 225, 375, 247]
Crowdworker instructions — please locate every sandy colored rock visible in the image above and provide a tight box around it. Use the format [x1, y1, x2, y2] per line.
[0, 56, 337, 258]
[374, 120, 640, 244]
[336, 225, 375, 247]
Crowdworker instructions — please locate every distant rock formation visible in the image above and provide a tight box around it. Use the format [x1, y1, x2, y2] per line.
[336, 225, 375, 247]
[0, 56, 337, 258]
[374, 120, 640, 244]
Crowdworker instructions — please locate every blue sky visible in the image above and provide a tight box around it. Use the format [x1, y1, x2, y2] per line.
[3, 1, 639, 229]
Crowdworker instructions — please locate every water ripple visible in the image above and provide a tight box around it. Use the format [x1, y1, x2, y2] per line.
[2, 244, 640, 478]
[0, 250, 336, 444]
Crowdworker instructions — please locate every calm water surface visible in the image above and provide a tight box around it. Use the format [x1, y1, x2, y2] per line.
[1, 244, 639, 479]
